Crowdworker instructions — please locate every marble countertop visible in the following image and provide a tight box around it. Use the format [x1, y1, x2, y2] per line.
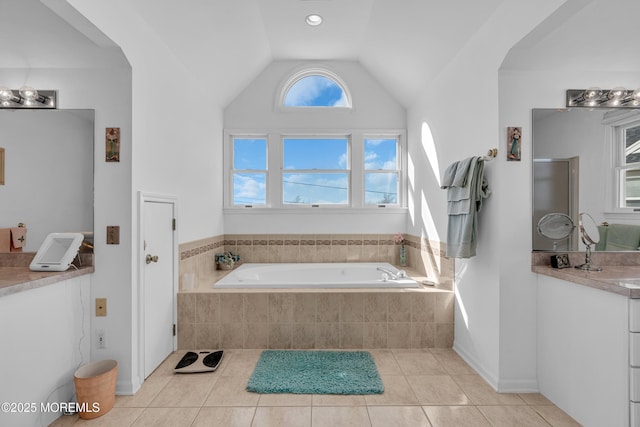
[0, 252, 93, 297]
[532, 264, 640, 298]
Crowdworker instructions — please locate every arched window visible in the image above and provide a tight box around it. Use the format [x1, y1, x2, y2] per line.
[281, 69, 352, 108]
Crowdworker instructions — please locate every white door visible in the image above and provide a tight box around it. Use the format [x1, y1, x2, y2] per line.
[143, 200, 176, 378]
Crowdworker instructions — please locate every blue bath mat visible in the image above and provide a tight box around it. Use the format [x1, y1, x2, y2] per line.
[246, 350, 384, 395]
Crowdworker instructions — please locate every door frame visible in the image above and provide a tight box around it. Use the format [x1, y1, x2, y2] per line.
[137, 191, 178, 383]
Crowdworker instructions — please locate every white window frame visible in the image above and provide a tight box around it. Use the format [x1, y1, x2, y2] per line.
[226, 134, 269, 208]
[281, 134, 351, 208]
[277, 67, 353, 110]
[604, 110, 640, 216]
[223, 130, 407, 211]
[363, 135, 402, 207]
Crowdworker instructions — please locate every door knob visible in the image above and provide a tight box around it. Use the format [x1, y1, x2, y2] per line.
[146, 254, 159, 264]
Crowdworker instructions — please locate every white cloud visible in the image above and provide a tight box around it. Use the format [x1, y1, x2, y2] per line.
[234, 174, 265, 203]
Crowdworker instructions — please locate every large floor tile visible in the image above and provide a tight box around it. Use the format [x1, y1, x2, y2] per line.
[393, 349, 446, 376]
[148, 372, 218, 407]
[73, 407, 145, 427]
[364, 376, 419, 406]
[423, 405, 491, 427]
[312, 406, 371, 426]
[191, 407, 256, 427]
[131, 407, 198, 427]
[407, 375, 471, 405]
[531, 405, 582, 427]
[369, 349, 403, 375]
[312, 394, 367, 406]
[367, 405, 431, 427]
[251, 406, 311, 427]
[115, 375, 172, 408]
[204, 375, 261, 407]
[477, 405, 551, 427]
[258, 393, 312, 406]
[429, 349, 476, 376]
[452, 374, 527, 405]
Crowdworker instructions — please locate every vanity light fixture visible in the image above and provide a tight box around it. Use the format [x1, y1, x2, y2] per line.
[0, 86, 56, 109]
[566, 87, 640, 108]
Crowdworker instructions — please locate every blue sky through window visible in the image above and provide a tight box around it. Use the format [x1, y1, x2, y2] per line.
[284, 75, 348, 107]
[284, 138, 348, 170]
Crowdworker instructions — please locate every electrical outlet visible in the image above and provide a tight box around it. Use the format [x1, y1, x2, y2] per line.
[97, 330, 106, 349]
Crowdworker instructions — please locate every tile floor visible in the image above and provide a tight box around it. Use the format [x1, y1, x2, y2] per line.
[50, 348, 581, 427]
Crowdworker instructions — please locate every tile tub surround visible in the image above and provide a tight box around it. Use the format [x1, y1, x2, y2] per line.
[177, 288, 455, 350]
[179, 234, 453, 291]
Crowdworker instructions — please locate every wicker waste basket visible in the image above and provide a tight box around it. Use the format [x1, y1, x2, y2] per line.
[73, 359, 118, 419]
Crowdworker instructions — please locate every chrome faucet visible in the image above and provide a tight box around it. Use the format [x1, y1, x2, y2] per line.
[377, 266, 399, 280]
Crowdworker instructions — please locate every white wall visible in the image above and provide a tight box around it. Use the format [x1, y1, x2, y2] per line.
[407, 0, 567, 391]
[0, 276, 91, 427]
[223, 60, 408, 234]
[66, 0, 227, 393]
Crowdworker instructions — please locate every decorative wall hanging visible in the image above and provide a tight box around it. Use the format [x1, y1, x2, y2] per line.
[105, 128, 120, 162]
[507, 127, 522, 161]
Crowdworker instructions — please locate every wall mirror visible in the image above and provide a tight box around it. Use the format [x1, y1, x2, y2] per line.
[0, 109, 94, 252]
[532, 108, 640, 251]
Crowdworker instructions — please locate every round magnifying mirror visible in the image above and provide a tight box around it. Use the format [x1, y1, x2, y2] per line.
[578, 212, 600, 245]
[537, 213, 575, 240]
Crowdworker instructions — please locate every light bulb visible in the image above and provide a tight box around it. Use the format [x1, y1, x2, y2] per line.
[19, 85, 38, 101]
[631, 88, 640, 100]
[583, 87, 602, 101]
[608, 86, 627, 101]
[0, 86, 13, 102]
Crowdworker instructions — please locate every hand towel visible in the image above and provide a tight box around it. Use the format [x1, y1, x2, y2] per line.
[445, 157, 491, 258]
[604, 224, 640, 251]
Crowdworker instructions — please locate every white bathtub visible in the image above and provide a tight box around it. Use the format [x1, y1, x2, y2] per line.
[214, 262, 420, 289]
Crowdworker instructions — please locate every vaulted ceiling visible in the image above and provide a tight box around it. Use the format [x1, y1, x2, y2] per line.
[3, 0, 640, 109]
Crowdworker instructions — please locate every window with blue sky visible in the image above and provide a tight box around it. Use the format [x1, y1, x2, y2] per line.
[232, 138, 266, 205]
[284, 75, 349, 107]
[283, 138, 349, 205]
[364, 138, 399, 204]
[226, 68, 404, 209]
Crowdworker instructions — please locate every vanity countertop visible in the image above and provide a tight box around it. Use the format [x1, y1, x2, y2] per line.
[532, 264, 640, 298]
[0, 252, 93, 297]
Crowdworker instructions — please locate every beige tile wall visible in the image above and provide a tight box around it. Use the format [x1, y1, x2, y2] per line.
[177, 290, 454, 350]
[177, 233, 455, 349]
[179, 234, 454, 290]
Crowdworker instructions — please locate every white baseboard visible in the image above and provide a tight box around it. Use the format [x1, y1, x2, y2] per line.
[453, 343, 539, 393]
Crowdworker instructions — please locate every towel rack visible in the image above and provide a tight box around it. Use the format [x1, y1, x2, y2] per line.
[483, 148, 498, 161]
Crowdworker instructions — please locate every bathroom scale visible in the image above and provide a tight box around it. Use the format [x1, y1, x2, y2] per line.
[174, 350, 224, 373]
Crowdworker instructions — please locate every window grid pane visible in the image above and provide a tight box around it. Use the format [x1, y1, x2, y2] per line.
[365, 172, 399, 204]
[233, 138, 266, 170]
[283, 138, 348, 170]
[625, 125, 640, 165]
[364, 138, 398, 171]
[233, 173, 266, 205]
[624, 169, 640, 208]
[283, 173, 349, 205]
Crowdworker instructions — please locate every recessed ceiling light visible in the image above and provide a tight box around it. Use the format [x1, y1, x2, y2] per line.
[305, 14, 323, 26]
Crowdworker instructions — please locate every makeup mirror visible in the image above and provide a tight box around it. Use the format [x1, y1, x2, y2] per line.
[537, 212, 575, 252]
[575, 213, 602, 271]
